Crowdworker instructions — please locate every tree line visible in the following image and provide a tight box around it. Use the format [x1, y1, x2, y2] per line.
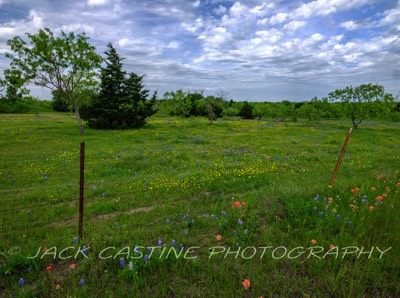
[1, 28, 399, 134]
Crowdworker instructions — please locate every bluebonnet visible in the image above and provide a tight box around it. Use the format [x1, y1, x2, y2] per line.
[238, 219, 243, 225]
[73, 237, 78, 244]
[158, 238, 162, 248]
[179, 244, 184, 251]
[166, 218, 170, 224]
[244, 229, 248, 235]
[79, 279, 85, 287]
[18, 278, 25, 287]
[314, 195, 319, 202]
[184, 230, 188, 237]
[171, 240, 176, 247]
[221, 211, 226, 216]
[211, 214, 215, 220]
[144, 255, 149, 263]
[119, 258, 125, 267]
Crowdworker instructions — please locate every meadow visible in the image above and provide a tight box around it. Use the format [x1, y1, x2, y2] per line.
[0, 113, 399, 297]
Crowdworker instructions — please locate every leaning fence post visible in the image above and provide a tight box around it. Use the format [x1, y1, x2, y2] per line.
[78, 141, 85, 240]
[328, 128, 352, 187]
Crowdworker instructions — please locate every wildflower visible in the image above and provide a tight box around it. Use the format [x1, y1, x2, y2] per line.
[82, 246, 88, 255]
[313, 194, 319, 202]
[233, 230, 237, 236]
[310, 239, 317, 245]
[179, 244, 184, 251]
[233, 201, 241, 208]
[128, 261, 134, 270]
[335, 215, 341, 221]
[382, 193, 388, 197]
[79, 279, 85, 287]
[55, 284, 61, 289]
[318, 212, 323, 217]
[144, 255, 149, 263]
[241, 202, 246, 206]
[73, 237, 78, 244]
[238, 219, 243, 225]
[312, 207, 317, 212]
[45, 265, 52, 271]
[221, 211, 226, 216]
[211, 214, 215, 220]
[27, 210, 32, 215]
[216, 234, 222, 241]
[184, 230, 188, 237]
[244, 229, 248, 235]
[351, 187, 360, 194]
[330, 244, 336, 249]
[369, 206, 374, 211]
[158, 238, 162, 248]
[328, 197, 333, 202]
[349, 204, 355, 208]
[18, 278, 26, 287]
[119, 258, 125, 268]
[376, 195, 383, 201]
[242, 279, 251, 289]
[166, 218, 170, 224]
[69, 264, 76, 270]
[371, 186, 376, 191]
[134, 246, 140, 254]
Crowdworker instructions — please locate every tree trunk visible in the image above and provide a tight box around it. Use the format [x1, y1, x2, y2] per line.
[73, 103, 85, 135]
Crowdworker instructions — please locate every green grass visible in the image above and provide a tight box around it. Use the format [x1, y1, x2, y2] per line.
[0, 113, 399, 297]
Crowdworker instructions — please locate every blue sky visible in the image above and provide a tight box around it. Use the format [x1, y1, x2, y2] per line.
[0, 0, 399, 101]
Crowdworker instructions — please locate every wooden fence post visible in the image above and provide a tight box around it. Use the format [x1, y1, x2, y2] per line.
[328, 128, 352, 187]
[78, 141, 85, 240]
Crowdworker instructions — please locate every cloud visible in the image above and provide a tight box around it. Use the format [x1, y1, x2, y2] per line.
[341, 20, 360, 30]
[87, 0, 108, 6]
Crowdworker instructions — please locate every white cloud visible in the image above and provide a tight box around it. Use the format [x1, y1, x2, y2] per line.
[269, 12, 288, 25]
[87, 0, 108, 6]
[29, 10, 43, 28]
[283, 20, 307, 33]
[341, 20, 360, 30]
[214, 5, 227, 15]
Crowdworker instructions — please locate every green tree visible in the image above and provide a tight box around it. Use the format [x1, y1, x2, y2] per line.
[328, 83, 394, 128]
[83, 43, 157, 129]
[163, 89, 193, 117]
[239, 101, 254, 119]
[5, 27, 103, 134]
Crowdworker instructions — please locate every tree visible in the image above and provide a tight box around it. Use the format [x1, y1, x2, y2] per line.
[0, 68, 31, 113]
[328, 83, 394, 128]
[239, 101, 254, 119]
[83, 43, 157, 129]
[6, 27, 103, 134]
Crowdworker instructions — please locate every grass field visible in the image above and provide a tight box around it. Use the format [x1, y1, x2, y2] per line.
[0, 113, 399, 297]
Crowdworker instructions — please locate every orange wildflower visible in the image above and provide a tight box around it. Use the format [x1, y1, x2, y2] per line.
[55, 284, 61, 290]
[45, 265, 52, 271]
[369, 206, 374, 211]
[310, 239, 317, 244]
[233, 201, 241, 208]
[69, 264, 76, 269]
[241, 201, 246, 206]
[376, 196, 383, 201]
[216, 234, 222, 241]
[330, 244, 336, 249]
[371, 186, 376, 191]
[242, 279, 251, 289]
[382, 193, 388, 197]
[351, 187, 360, 194]
[328, 197, 333, 202]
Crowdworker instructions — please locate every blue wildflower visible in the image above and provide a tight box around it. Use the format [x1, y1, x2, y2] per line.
[318, 212, 323, 218]
[233, 230, 237, 236]
[179, 244, 184, 251]
[313, 207, 317, 212]
[335, 215, 341, 221]
[119, 258, 125, 267]
[27, 210, 32, 215]
[158, 238, 162, 248]
[171, 240, 176, 247]
[18, 278, 25, 287]
[211, 214, 215, 220]
[238, 219, 243, 225]
[73, 237, 78, 244]
[144, 255, 149, 263]
[134, 246, 140, 254]
[244, 229, 248, 235]
[314, 195, 319, 202]
[82, 246, 88, 255]
[79, 279, 85, 287]
[184, 230, 188, 237]
[221, 211, 226, 216]
[166, 219, 170, 224]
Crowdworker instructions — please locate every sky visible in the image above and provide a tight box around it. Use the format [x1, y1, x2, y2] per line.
[0, 0, 399, 101]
